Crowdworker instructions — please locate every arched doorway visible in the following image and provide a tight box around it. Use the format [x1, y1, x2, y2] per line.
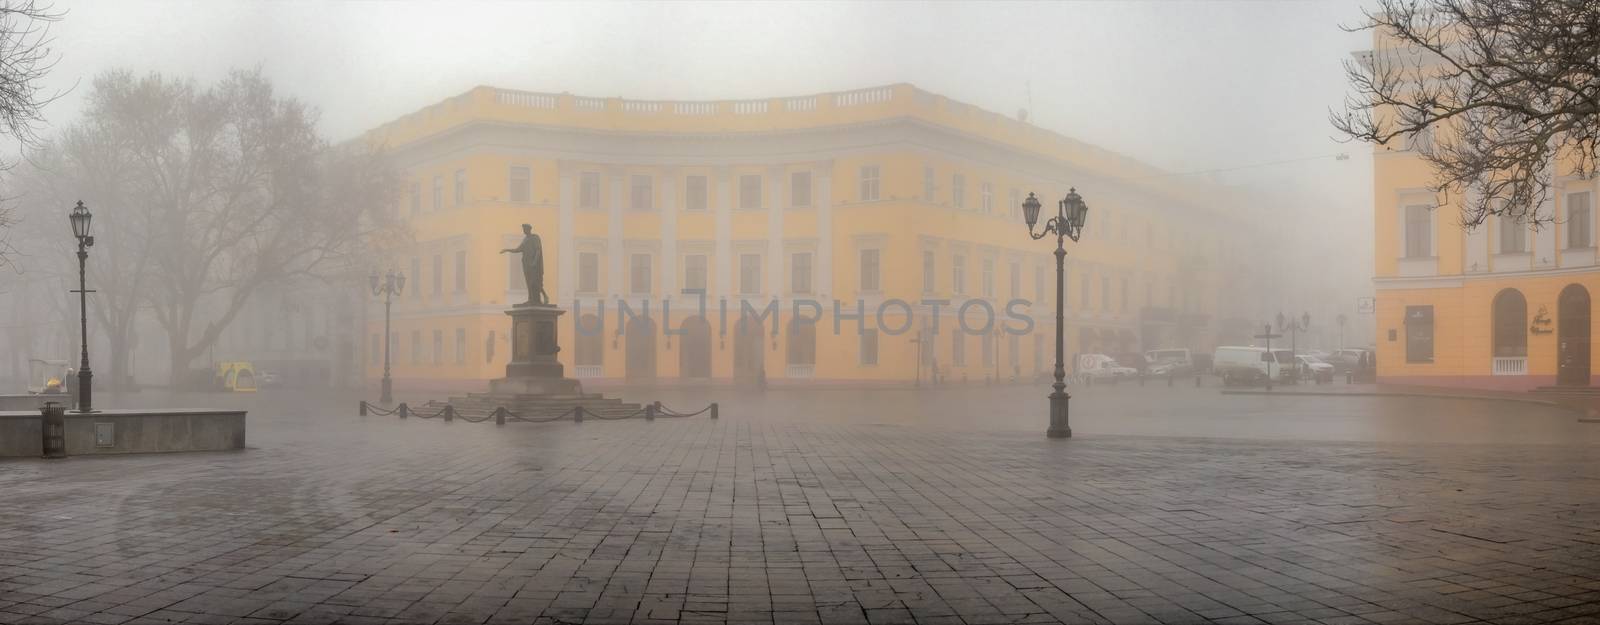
[1559, 284, 1591, 386]
[734, 317, 765, 385]
[625, 316, 656, 382]
[678, 316, 711, 380]
[1492, 288, 1528, 376]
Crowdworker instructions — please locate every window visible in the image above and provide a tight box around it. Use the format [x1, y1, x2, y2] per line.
[453, 169, 466, 206]
[630, 174, 653, 210]
[1008, 334, 1020, 368]
[981, 182, 993, 213]
[1009, 188, 1020, 219]
[789, 318, 817, 366]
[922, 251, 936, 293]
[370, 333, 381, 365]
[952, 174, 966, 209]
[431, 175, 443, 211]
[860, 329, 879, 366]
[1405, 305, 1434, 363]
[953, 255, 966, 294]
[1009, 262, 1021, 299]
[859, 166, 880, 201]
[1101, 277, 1110, 311]
[860, 249, 881, 292]
[982, 332, 994, 367]
[791, 171, 812, 207]
[409, 181, 421, 216]
[791, 252, 812, 294]
[1080, 273, 1091, 309]
[1499, 214, 1526, 253]
[1492, 289, 1527, 357]
[509, 166, 531, 203]
[1404, 205, 1432, 258]
[684, 254, 707, 293]
[507, 248, 526, 292]
[1035, 266, 1045, 301]
[579, 172, 600, 209]
[575, 315, 603, 366]
[685, 175, 708, 211]
[739, 253, 761, 294]
[431, 254, 443, 296]
[982, 259, 994, 297]
[411, 258, 422, 299]
[1568, 192, 1593, 249]
[952, 331, 966, 366]
[923, 166, 936, 201]
[454, 251, 467, 293]
[578, 252, 599, 293]
[432, 330, 443, 365]
[1120, 277, 1128, 312]
[739, 174, 762, 209]
[629, 253, 651, 295]
[454, 328, 466, 365]
[410, 330, 422, 364]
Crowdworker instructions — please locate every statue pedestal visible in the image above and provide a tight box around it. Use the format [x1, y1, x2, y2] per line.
[489, 304, 581, 396]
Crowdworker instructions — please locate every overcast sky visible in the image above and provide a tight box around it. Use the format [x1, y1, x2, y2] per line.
[30, 0, 1377, 315]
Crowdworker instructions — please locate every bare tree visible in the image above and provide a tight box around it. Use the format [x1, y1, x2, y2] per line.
[1332, 0, 1600, 228]
[0, 0, 63, 270]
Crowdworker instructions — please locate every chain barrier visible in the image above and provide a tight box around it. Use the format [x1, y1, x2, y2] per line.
[358, 400, 718, 424]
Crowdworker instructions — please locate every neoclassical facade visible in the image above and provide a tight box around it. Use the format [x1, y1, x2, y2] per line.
[363, 84, 1272, 388]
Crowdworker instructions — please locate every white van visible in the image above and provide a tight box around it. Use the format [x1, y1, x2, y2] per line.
[1213, 346, 1295, 385]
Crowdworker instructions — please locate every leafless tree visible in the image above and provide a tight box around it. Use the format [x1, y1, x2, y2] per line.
[0, 0, 64, 269]
[1332, 0, 1600, 228]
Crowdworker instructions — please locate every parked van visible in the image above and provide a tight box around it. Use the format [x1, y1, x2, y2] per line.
[1212, 347, 1295, 385]
[1143, 348, 1193, 376]
[1076, 354, 1138, 380]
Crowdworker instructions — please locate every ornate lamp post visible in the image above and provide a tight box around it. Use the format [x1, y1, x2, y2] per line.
[1022, 189, 1089, 438]
[68, 201, 95, 413]
[370, 270, 405, 404]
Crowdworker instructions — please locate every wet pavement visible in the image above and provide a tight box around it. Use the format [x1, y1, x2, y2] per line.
[1, 387, 1598, 624]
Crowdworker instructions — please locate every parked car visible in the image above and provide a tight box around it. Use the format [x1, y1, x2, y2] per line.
[1295, 354, 1335, 383]
[1144, 348, 1193, 376]
[1213, 346, 1296, 386]
[1111, 352, 1152, 375]
[1076, 354, 1138, 380]
[1326, 348, 1371, 373]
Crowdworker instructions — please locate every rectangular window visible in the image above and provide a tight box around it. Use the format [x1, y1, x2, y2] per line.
[1406, 305, 1434, 363]
[859, 165, 880, 201]
[982, 332, 995, 367]
[410, 330, 421, 364]
[982, 259, 995, 297]
[739, 174, 762, 209]
[1009, 262, 1021, 299]
[684, 254, 708, 292]
[507, 248, 525, 292]
[431, 254, 443, 296]
[790, 171, 812, 207]
[578, 252, 599, 293]
[791, 252, 812, 294]
[1008, 334, 1020, 368]
[579, 171, 600, 209]
[1499, 214, 1526, 253]
[1009, 188, 1020, 219]
[740, 253, 761, 294]
[630, 174, 653, 210]
[923, 166, 936, 201]
[981, 182, 993, 213]
[411, 258, 422, 299]
[454, 251, 467, 293]
[952, 331, 966, 366]
[860, 329, 879, 366]
[1570, 192, 1594, 249]
[952, 174, 966, 209]
[860, 249, 881, 292]
[409, 181, 421, 216]
[630, 253, 651, 294]
[685, 175, 708, 211]
[922, 251, 936, 293]
[1404, 205, 1431, 258]
[432, 330, 443, 365]
[1080, 273, 1091, 309]
[454, 328, 466, 365]
[431, 175, 443, 211]
[509, 166, 531, 203]
[953, 254, 966, 294]
[1101, 277, 1110, 311]
[454, 169, 466, 206]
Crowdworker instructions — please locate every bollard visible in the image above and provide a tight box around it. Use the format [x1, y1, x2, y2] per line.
[1346, 371, 1353, 384]
[1138, 375, 1146, 387]
[399, 403, 409, 419]
[645, 404, 655, 420]
[444, 405, 454, 422]
[710, 403, 719, 420]
[1167, 373, 1174, 387]
[359, 401, 368, 417]
[573, 405, 583, 423]
[1195, 375, 1202, 388]
[41, 401, 66, 459]
[494, 407, 506, 426]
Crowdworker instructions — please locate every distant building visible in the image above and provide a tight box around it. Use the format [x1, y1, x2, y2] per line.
[362, 84, 1278, 389]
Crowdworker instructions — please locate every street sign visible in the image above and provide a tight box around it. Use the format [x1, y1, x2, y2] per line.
[1357, 296, 1376, 315]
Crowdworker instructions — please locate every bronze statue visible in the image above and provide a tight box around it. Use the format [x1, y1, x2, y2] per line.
[500, 223, 548, 305]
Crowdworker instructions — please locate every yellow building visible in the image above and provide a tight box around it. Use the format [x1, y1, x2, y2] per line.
[1366, 63, 1600, 389]
[362, 84, 1270, 390]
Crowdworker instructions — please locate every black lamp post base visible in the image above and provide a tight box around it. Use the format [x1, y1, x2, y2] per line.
[1046, 391, 1071, 438]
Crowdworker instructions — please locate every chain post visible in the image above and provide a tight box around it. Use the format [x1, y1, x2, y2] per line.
[399, 403, 408, 419]
[710, 403, 719, 420]
[573, 406, 583, 423]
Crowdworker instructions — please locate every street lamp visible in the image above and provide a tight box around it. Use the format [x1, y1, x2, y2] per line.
[1278, 311, 1311, 382]
[1022, 189, 1089, 438]
[68, 201, 95, 413]
[371, 269, 405, 404]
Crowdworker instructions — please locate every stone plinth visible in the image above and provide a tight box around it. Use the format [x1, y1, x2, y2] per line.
[0, 408, 246, 457]
[489, 304, 581, 395]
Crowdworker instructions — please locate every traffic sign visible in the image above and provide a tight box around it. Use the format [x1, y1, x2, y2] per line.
[1357, 296, 1376, 315]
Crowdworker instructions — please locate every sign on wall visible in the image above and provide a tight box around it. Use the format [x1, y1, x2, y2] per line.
[1357, 297, 1376, 315]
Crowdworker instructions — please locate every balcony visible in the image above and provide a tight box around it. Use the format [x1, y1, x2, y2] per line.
[786, 364, 815, 379]
[1491, 357, 1526, 376]
[574, 365, 604, 379]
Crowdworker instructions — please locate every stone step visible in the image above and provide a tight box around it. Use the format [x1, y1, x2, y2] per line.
[1531, 386, 1600, 395]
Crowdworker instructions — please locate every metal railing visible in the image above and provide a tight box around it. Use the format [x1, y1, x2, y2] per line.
[1492, 356, 1527, 375]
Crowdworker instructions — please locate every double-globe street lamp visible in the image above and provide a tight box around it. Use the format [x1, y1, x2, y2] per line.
[68, 201, 95, 413]
[1022, 189, 1089, 438]
[370, 270, 405, 404]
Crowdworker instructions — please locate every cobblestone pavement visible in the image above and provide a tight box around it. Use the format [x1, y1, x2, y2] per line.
[2, 394, 1600, 624]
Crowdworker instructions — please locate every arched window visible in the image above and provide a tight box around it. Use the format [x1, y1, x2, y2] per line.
[1492, 289, 1527, 357]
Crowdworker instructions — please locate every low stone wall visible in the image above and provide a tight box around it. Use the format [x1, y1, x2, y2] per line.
[0, 394, 53, 411]
[0, 409, 246, 458]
